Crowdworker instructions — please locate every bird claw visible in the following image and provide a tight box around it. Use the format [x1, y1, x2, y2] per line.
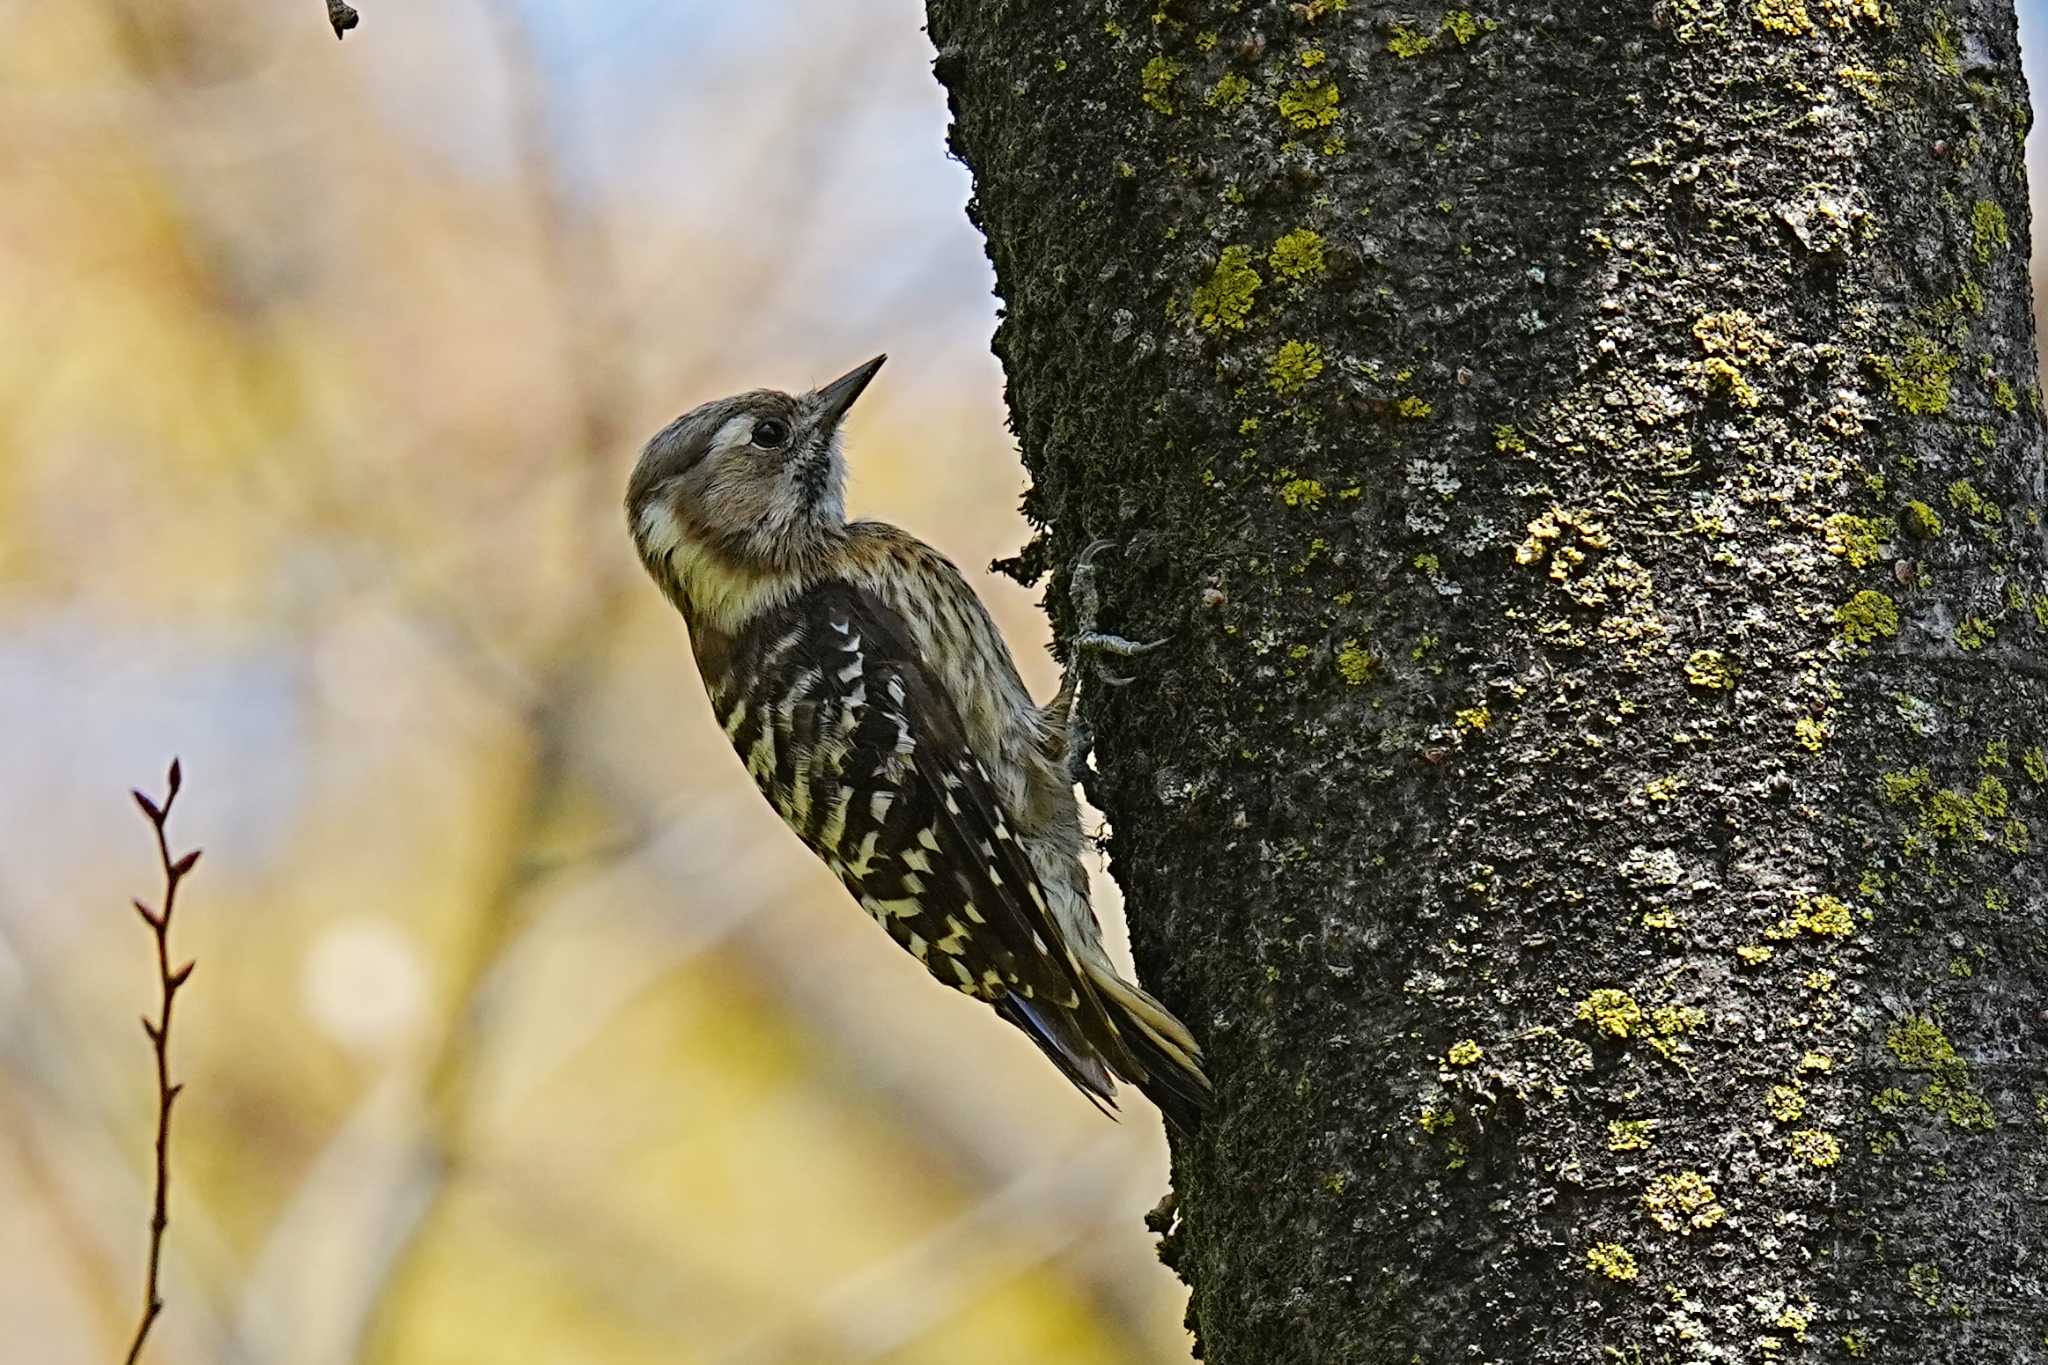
[1060, 541, 1166, 780]
[1074, 538, 1117, 573]
[1075, 631, 1169, 661]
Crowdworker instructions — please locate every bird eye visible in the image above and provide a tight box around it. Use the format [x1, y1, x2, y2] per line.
[752, 418, 790, 448]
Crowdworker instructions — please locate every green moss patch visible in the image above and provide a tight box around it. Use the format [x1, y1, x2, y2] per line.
[1971, 199, 2010, 263]
[1278, 79, 1340, 128]
[1268, 339, 1326, 395]
[1868, 335, 1958, 414]
[1835, 590, 1899, 645]
[1578, 989, 1644, 1039]
[1191, 246, 1262, 332]
[1140, 56, 1183, 115]
[1269, 228, 1327, 280]
[1887, 1016, 1995, 1130]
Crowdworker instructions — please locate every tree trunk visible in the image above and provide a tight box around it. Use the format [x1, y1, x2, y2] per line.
[926, 1, 2048, 1360]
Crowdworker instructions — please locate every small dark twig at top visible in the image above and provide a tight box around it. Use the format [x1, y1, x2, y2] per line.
[326, 0, 360, 39]
[122, 759, 201, 1365]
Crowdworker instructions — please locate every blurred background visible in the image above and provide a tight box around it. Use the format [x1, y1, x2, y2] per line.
[0, 1, 1188, 1360]
[2, 2, 2045, 1361]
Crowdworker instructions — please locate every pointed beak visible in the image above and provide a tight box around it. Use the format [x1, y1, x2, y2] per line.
[814, 354, 887, 427]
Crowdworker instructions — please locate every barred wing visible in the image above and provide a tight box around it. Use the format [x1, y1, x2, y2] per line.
[704, 579, 1133, 1106]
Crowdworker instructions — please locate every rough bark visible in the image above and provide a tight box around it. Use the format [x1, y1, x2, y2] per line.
[926, 1, 2048, 1361]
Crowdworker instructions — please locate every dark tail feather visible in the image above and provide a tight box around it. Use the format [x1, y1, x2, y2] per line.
[997, 994, 1121, 1121]
[1086, 965, 1212, 1134]
[1118, 1010, 1211, 1134]
[999, 971, 1212, 1133]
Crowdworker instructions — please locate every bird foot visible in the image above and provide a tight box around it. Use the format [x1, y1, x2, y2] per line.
[1072, 629, 1168, 684]
[1060, 540, 1167, 784]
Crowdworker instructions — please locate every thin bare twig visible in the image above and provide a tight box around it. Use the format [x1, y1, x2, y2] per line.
[122, 758, 201, 1365]
[325, 0, 359, 40]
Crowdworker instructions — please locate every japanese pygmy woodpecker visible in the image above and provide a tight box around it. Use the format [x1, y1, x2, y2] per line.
[624, 355, 1210, 1130]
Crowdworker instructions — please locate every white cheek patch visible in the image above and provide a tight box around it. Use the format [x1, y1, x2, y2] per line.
[636, 500, 685, 559]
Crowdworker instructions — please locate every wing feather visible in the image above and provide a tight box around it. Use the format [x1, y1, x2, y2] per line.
[714, 578, 1137, 1104]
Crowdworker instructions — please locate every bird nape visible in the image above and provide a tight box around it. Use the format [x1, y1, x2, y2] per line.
[625, 356, 1211, 1131]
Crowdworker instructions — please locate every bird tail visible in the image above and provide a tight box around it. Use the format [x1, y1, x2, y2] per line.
[996, 993, 1120, 1119]
[997, 964, 1211, 1133]
[1085, 963, 1212, 1134]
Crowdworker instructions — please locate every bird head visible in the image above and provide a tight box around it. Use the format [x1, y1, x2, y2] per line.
[627, 355, 886, 596]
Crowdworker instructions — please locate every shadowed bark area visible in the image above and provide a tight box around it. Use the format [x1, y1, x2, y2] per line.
[926, 0, 2048, 1360]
